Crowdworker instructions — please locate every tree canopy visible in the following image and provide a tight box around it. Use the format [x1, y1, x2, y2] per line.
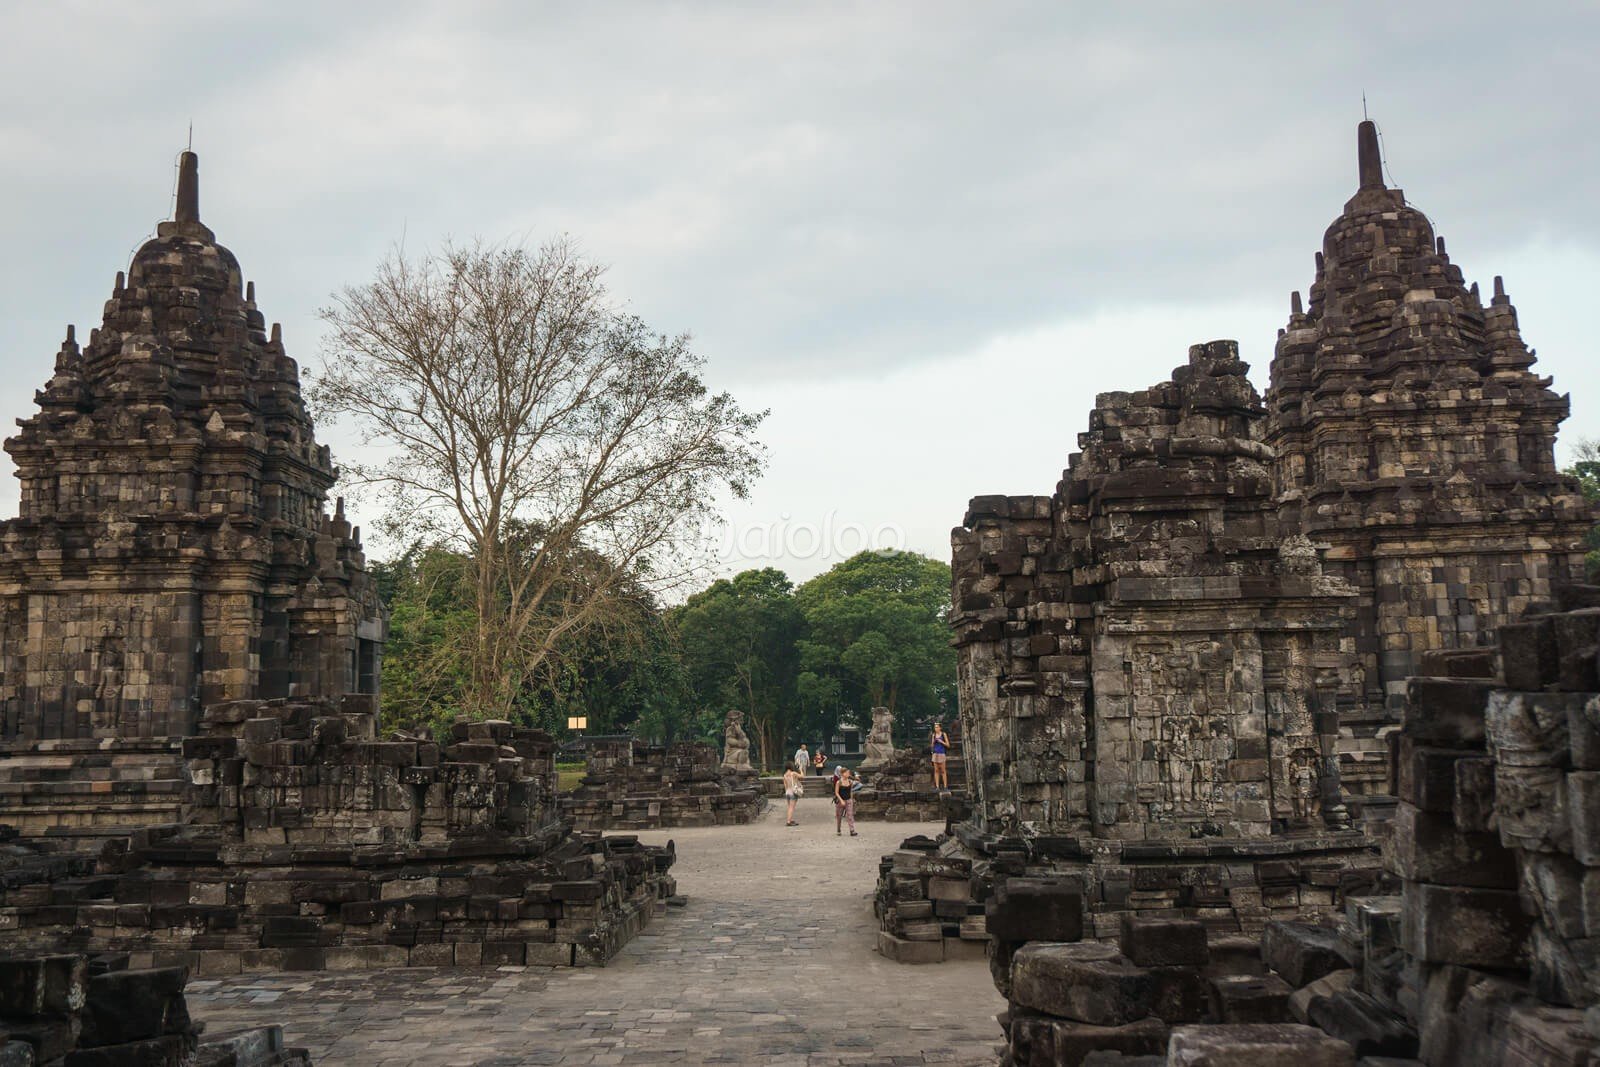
[313, 239, 764, 722]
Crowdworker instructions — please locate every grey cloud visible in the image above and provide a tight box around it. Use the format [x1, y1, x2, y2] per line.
[1, 2, 1596, 518]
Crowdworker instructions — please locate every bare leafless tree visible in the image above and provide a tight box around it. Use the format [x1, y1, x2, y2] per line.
[313, 239, 765, 720]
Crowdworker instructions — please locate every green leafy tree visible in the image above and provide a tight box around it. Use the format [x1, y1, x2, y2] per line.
[794, 551, 955, 746]
[375, 538, 696, 740]
[313, 239, 764, 722]
[670, 568, 803, 770]
[1566, 438, 1600, 580]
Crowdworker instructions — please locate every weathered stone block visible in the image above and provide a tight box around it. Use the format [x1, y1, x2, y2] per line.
[1167, 1023, 1356, 1066]
[1486, 691, 1578, 767]
[1148, 965, 1210, 1024]
[1400, 882, 1532, 967]
[1403, 678, 1493, 748]
[1454, 755, 1497, 833]
[1287, 968, 1356, 1024]
[1499, 617, 1559, 691]
[1261, 922, 1355, 988]
[987, 877, 1083, 942]
[1010, 942, 1155, 1026]
[876, 930, 943, 964]
[1204, 935, 1267, 977]
[1209, 973, 1293, 1023]
[1569, 771, 1600, 865]
[1119, 915, 1208, 967]
[0, 954, 86, 1016]
[1389, 804, 1517, 888]
[80, 967, 188, 1046]
[1012, 1014, 1168, 1067]
[1494, 764, 1570, 853]
[1306, 990, 1417, 1058]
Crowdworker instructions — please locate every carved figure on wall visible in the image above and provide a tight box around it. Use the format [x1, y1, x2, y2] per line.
[1290, 747, 1320, 819]
[719, 708, 755, 775]
[859, 706, 895, 770]
[95, 623, 126, 733]
[1164, 714, 1198, 805]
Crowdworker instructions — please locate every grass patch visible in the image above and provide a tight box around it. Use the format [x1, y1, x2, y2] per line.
[555, 761, 585, 794]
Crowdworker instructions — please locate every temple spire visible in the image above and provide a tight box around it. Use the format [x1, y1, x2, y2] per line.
[175, 150, 200, 223]
[1357, 120, 1384, 189]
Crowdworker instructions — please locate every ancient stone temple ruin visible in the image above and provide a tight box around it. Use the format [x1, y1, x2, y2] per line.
[0, 151, 385, 837]
[877, 120, 1596, 983]
[559, 735, 764, 830]
[1268, 120, 1592, 795]
[985, 595, 1600, 1066]
[0, 152, 675, 976]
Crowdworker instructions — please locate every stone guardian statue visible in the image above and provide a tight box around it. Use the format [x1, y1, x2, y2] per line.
[719, 708, 755, 775]
[858, 706, 896, 771]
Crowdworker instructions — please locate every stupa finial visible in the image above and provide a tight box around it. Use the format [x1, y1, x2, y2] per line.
[1357, 120, 1384, 189]
[175, 150, 200, 224]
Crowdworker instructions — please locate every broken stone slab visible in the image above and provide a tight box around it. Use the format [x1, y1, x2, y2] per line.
[1388, 804, 1517, 888]
[1261, 921, 1356, 987]
[1010, 1014, 1167, 1067]
[1307, 990, 1419, 1058]
[987, 876, 1084, 942]
[1010, 942, 1155, 1026]
[1204, 935, 1267, 977]
[1168, 1023, 1356, 1066]
[0, 954, 87, 1016]
[1209, 973, 1294, 1024]
[1080, 1053, 1164, 1067]
[1289, 968, 1357, 1024]
[1119, 915, 1209, 967]
[1498, 617, 1558, 691]
[876, 930, 942, 964]
[1400, 882, 1532, 968]
[1485, 691, 1579, 767]
[1148, 965, 1211, 1024]
[1402, 678, 1493, 748]
[79, 966, 189, 1046]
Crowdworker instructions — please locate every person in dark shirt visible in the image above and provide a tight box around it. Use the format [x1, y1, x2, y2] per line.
[834, 767, 858, 836]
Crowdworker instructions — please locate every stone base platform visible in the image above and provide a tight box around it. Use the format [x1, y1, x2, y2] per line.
[0, 737, 185, 841]
[876, 824, 1380, 964]
[0, 823, 674, 975]
[561, 789, 766, 831]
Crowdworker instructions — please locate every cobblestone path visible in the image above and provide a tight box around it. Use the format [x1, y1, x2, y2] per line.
[189, 797, 1004, 1065]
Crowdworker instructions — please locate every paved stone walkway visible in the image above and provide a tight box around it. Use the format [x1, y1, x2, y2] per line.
[189, 797, 1004, 1065]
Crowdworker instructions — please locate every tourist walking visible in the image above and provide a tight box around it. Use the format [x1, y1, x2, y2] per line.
[834, 767, 858, 836]
[794, 742, 810, 776]
[931, 722, 950, 790]
[782, 766, 804, 826]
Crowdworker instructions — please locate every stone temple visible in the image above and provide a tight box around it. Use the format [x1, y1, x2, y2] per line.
[0, 152, 386, 836]
[0, 153, 673, 980]
[876, 120, 1595, 968]
[1267, 119, 1590, 796]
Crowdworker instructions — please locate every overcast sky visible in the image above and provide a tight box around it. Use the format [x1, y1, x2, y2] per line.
[2, 2, 1596, 584]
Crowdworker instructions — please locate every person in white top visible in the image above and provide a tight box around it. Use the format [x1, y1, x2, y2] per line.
[794, 743, 810, 775]
[782, 767, 804, 826]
